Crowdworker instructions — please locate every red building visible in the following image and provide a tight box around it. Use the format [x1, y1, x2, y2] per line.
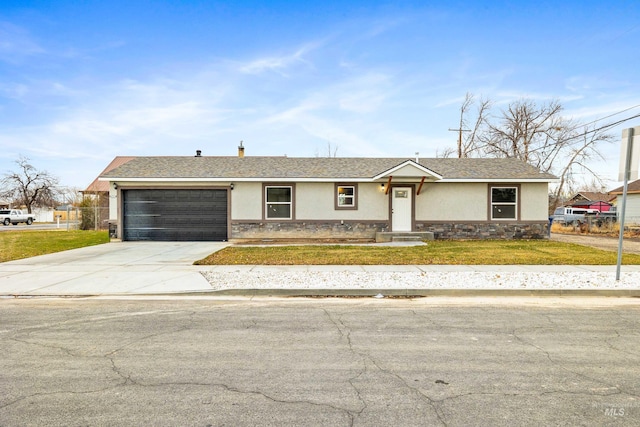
[567, 192, 614, 212]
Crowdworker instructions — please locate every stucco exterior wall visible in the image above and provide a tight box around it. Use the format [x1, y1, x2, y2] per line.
[108, 186, 117, 220]
[296, 183, 388, 220]
[229, 182, 389, 220]
[416, 183, 487, 221]
[230, 182, 262, 219]
[520, 183, 550, 221]
[416, 182, 549, 222]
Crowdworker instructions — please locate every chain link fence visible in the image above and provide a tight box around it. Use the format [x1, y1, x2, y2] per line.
[49, 206, 110, 230]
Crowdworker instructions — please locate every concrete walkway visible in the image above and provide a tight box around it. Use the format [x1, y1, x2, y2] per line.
[1, 241, 640, 297]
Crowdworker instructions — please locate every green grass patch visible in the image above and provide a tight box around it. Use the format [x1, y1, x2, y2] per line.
[0, 230, 110, 263]
[195, 240, 640, 265]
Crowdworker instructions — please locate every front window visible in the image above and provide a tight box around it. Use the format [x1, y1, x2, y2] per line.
[491, 187, 517, 220]
[265, 186, 292, 219]
[336, 184, 357, 209]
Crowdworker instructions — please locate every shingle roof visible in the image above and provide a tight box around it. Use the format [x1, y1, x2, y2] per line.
[609, 179, 640, 194]
[569, 192, 615, 203]
[85, 156, 135, 192]
[100, 156, 557, 181]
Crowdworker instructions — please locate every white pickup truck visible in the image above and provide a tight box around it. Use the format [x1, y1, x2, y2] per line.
[0, 209, 36, 226]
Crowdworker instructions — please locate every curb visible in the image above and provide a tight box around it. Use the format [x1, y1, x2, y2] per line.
[206, 288, 640, 297]
[4, 289, 640, 298]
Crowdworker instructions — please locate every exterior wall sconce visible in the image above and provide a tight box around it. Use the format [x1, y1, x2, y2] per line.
[379, 183, 385, 192]
[113, 183, 118, 190]
[230, 183, 234, 190]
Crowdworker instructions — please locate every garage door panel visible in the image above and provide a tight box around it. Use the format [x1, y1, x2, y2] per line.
[123, 189, 227, 241]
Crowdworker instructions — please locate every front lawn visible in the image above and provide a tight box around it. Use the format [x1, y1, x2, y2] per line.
[0, 230, 110, 262]
[195, 240, 640, 265]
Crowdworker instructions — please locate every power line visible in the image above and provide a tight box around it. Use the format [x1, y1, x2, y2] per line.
[475, 111, 640, 157]
[569, 112, 640, 141]
[568, 103, 640, 132]
[453, 103, 640, 158]
[524, 112, 640, 155]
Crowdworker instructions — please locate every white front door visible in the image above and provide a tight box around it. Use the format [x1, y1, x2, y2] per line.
[391, 187, 412, 231]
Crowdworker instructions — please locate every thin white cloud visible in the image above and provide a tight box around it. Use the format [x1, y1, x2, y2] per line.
[0, 21, 44, 62]
[565, 75, 632, 93]
[0, 82, 30, 101]
[337, 73, 391, 113]
[238, 43, 318, 76]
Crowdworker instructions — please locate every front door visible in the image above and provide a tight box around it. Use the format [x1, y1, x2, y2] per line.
[391, 187, 412, 231]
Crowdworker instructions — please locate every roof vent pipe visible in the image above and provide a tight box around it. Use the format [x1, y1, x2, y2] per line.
[238, 141, 245, 158]
[195, 150, 202, 157]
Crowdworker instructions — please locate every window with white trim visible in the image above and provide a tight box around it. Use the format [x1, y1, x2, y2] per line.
[265, 186, 292, 219]
[336, 185, 357, 209]
[491, 187, 517, 220]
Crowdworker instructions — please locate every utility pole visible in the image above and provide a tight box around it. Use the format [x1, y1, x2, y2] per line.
[448, 128, 471, 158]
[449, 94, 472, 158]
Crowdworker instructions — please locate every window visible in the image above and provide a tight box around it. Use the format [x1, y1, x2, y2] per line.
[335, 184, 358, 210]
[491, 186, 517, 220]
[265, 186, 292, 219]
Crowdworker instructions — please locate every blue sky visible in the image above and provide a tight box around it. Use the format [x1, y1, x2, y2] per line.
[1, 0, 639, 190]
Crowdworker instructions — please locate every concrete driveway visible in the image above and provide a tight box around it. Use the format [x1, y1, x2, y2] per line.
[0, 242, 230, 296]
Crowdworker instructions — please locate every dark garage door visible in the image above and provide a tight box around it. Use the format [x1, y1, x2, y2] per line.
[123, 189, 227, 241]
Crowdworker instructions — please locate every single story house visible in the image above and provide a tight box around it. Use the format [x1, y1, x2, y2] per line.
[84, 156, 135, 195]
[82, 156, 135, 229]
[609, 179, 640, 225]
[566, 191, 614, 212]
[99, 148, 556, 242]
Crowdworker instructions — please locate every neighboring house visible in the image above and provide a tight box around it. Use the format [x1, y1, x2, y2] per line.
[567, 192, 615, 212]
[0, 200, 9, 209]
[83, 156, 135, 229]
[84, 156, 136, 195]
[609, 179, 640, 225]
[99, 149, 557, 242]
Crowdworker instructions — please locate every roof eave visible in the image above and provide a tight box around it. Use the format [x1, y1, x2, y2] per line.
[100, 176, 557, 183]
[372, 160, 443, 180]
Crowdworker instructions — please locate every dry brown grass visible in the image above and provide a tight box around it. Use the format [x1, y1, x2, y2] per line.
[195, 239, 640, 265]
[551, 221, 640, 238]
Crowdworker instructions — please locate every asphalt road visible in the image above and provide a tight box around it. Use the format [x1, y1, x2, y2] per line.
[1, 297, 639, 426]
[0, 221, 80, 232]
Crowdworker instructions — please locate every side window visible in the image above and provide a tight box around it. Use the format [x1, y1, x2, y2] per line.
[265, 186, 293, 219]
[336, 184, 357, 210]
[491, 187, 517, 220]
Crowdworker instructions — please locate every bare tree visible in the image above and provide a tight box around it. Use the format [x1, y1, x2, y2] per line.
[453, 96, 614, 213]
[546, 125, 614, 212]
[451, 92, 491, 158]
[435, 146, 456, 158]
[315, 141, 339, 157]
[1, 156, 59, 213]
[481, 99, 565, 169]
[57, 186, 82, 206]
